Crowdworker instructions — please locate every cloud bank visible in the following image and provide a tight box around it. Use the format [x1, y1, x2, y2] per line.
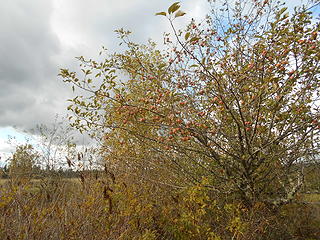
[0, 0, 208, 131]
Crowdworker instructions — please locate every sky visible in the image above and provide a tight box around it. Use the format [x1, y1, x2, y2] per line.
[0, 0, 209, 163]
[0, 0, 318, 164]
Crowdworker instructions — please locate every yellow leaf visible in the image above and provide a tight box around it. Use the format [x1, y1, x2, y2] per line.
[175, 10, 186, 18]
[155, 12, 167, 16]
[168, 2, 180, 14]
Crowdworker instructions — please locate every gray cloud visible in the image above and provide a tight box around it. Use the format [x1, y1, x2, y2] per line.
[0, 0, 208, 132]
[0, 0, 68, 129]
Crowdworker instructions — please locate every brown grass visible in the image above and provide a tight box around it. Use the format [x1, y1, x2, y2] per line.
[1, 175, 320, 240]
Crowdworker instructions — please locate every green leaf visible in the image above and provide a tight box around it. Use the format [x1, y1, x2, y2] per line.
[155, 12, 167, 16]
[185, 32, 190, 40]
[175, 10, 186, 18]
[168, 2, 180, 14]
[279, 7, 287, 16]
[190, 37, 200, 42]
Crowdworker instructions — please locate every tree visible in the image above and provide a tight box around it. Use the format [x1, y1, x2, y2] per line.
[8, 144, 40, 179]
[27, 115, 101, 172]
[31, 115, 77, 171]
[60, 0, 320, 206]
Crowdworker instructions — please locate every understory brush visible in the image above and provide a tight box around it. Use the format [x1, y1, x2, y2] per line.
[1, 174, 319, 240]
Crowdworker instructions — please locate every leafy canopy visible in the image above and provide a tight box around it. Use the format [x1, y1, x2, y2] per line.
[60, 0, 320, 206]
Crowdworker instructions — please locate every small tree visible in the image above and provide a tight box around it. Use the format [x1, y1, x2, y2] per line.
[32, 115, 77, 171]
[60, 0, 320, 206]
[8, 144, 40, 179]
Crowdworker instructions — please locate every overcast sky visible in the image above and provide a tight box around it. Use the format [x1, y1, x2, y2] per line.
[0, 0, 210, 161]
[0, 0, 317, 162]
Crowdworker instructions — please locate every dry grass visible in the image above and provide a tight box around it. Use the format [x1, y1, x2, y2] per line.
[0, 176, 113, 240]
[303, 193, 320, 203]
[0, 179, 7, 186]
[1, 175, 320, 240]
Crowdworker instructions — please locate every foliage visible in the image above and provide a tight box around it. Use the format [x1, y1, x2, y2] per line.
[2, 0, 320, 239]
[1, 172, 320, 239]
[60, 0, 320, 207]
[7, 144, 41, 180]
